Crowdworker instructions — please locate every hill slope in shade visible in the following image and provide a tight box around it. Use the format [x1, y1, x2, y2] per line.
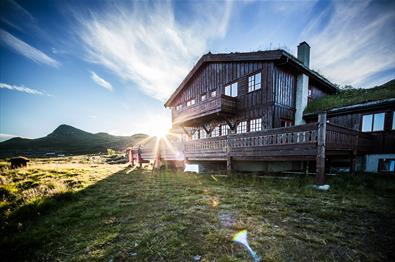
[0, 124, 148, 156]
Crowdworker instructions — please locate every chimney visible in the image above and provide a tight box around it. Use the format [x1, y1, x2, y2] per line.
[297, 41, 310, 67]
[294, 41, 310, 126]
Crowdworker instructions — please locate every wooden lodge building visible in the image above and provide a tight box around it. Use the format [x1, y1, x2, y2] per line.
[161, 42, 395, 179]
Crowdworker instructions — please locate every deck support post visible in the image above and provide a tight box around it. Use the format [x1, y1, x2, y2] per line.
[226, 156, 233, 174]
[350, 150, 357, 175]
[316, 112, 327, 185]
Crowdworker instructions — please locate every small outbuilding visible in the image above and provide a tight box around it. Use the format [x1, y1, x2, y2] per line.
[9, 156, 30, 169]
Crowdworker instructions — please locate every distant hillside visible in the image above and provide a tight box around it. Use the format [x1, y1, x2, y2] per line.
[305, 79, 395, 114]
[0, 125, 148, 156]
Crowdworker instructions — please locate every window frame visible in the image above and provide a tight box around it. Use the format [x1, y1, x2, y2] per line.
[224, 82, 238, 97]
[211, 126, 220, 137]
[247, 72, 262, 93]
[280, 119, 293, 128]
[250, 118, 262, 132]
[236, 121, 247, 134]
[201, 94, 207, 102]
[221, 124, 229, 136]
[361, 112, 385, 132]
[210, 90, 217, 98]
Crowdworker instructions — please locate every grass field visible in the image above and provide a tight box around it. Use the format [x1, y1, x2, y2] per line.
[1, 158, 394, 261]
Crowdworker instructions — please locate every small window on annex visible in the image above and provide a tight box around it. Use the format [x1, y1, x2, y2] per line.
[392, 111, 395, 130]
[362, 113, 385, 132]
[250, 118, 262, 132]
[236, 121, 247, 134]
[211, 90, 217, 97]
[211, 126, 220, 137]
[225, 82, 238, 97]
[248, 72, 261, 92]
[201, 94, 207, 101]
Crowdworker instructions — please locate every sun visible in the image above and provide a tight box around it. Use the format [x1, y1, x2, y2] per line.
[142, 114, 171, 138]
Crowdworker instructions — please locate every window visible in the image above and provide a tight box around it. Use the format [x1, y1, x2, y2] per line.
[221, 125, 229, 136]
[211, 90, 217, 97]
[237, 121, 247, 134]
[250, 118, 262, 132]
[211, 126, 220, 137]
[187, 99, 196, 107]
[393, 111, 395, 130]
[362, 113, 385, 132]
[199, 129, 207, 139]
[225, 82, 238, 97]
[201, 94, 206, 101]
[378, 159, 395, 173]
[176, 104, 183, 111]
[280, 119, 293, 127]
[248, 72, 261, 92]
[192, 131, 199, 140]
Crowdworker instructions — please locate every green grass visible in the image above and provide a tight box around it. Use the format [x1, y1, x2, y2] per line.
[304, 79, 395, 114]
[1, 160, 394, 261]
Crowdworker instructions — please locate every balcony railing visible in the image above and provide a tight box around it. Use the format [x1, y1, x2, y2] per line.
[184, 123, 376, 160]
[172, 95, 237, 126]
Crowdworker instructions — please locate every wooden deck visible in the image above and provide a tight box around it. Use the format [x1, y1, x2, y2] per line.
[172, 95, 237, 126]
[184, 122, 376, 161]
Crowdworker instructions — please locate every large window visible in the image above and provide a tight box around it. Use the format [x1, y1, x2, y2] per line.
[248, 72, 261, 92]
[250, 118, 262, 132]
[211, 126, 220, 137]
[221, 125, 229, 136]
[237, 121, 247, 134]
[362, 113, 384, 132]
[199, 129, 207, 139]
[225, 82, 238, 97]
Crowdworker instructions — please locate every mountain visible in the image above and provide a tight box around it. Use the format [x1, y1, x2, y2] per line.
[0, 124, 148, 156]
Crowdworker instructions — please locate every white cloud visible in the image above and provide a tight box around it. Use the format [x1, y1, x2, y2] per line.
[301, 1, 395, 88]
[75, 1, 232, 101]
[90, 71, 113, 91]
[0, 133, 18, 142]
[0, 82, 50, 96]
[0, 28, 61, 68]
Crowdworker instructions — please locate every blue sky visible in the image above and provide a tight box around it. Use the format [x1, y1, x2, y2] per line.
[1, 0, 394, 140]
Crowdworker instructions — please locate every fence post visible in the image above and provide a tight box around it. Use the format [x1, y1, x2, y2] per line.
[316, 112, 327, 185]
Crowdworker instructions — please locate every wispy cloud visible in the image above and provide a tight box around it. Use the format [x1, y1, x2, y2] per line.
[0, 82, 50, 96]
[90, 71, 113, 91]
[301, 1, 395, 88]
[0, 28, 61, 68]
[75, 1, 232, 101]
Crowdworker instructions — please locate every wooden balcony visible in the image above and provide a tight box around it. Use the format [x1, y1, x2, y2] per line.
[184, 122, 376, 161]
[172, 95, 237, 126]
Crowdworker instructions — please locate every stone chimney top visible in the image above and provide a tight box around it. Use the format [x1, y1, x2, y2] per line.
[297, 42, 310, 68]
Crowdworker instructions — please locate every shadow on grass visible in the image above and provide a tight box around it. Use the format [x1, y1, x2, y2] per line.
[1, 168, 394, 261]
[0, 167, 131, 261]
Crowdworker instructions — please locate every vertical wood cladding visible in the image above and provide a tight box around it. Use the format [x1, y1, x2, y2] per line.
[172, 61, 300, 129]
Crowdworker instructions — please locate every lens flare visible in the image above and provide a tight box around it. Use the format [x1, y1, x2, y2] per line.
[232, 230, 261, 262]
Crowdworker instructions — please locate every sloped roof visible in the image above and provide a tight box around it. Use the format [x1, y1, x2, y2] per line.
[164, 50, 337, 107]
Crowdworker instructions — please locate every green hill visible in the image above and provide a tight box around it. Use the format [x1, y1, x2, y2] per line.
[0, 124, 148, 156]
[305, 79, 395, 114]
